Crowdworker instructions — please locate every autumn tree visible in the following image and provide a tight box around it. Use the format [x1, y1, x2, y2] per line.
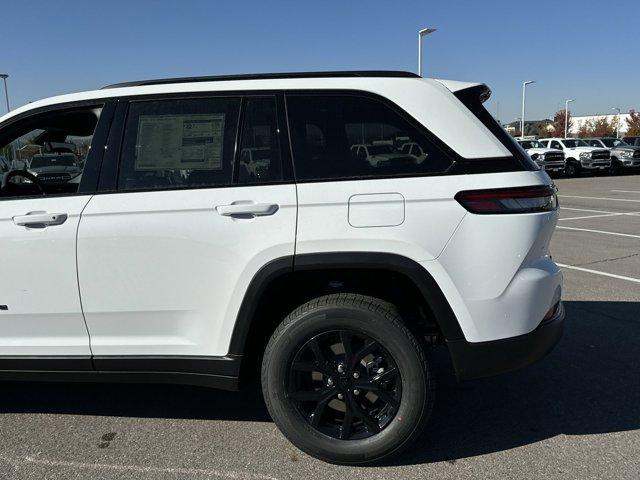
[576, 120, 593, 138]
[551, 109, 572, 137]
[588, 118, 615, 137]
[627, 110, 640, 136]
[536, 122, 552, 138]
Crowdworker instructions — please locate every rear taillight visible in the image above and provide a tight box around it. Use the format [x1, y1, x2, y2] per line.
[455, 185, 558, 214]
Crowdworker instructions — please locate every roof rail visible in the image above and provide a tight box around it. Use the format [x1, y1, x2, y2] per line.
[101, 70, 420, 89]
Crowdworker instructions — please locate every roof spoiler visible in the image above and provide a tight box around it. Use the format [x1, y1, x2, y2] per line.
[435, 79, 492, 103]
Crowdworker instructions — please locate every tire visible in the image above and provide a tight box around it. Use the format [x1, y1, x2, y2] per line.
[565, 161, 580, 177]
[261, 293, 433, 465]
[609, 159, 621, 176]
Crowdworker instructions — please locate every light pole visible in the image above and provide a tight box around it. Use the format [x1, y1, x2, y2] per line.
[521, 80, 535, 139]
[0, 74, 9, 112]
[564, 99, 575, 138]
[612, 107, 621, 138]
[418, 27, 436, 77]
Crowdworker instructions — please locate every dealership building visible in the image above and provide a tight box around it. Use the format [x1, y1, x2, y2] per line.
[570, 113, 634, 136]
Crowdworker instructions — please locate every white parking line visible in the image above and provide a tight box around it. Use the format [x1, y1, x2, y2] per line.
[556, 226, 640, 239]
[561, 207, 624, 214]
[559, 213, 624, 221]
[0, 454, 280, 480]
[612, 190, 640, 194]
[557, 263, 640, 284]
[559, 195, 640, 203]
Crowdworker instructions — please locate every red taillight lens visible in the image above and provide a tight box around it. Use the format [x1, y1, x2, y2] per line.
[455, 185, 558, 214]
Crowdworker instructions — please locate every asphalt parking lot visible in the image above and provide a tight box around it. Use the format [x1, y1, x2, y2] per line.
[1, 174, 639, 480]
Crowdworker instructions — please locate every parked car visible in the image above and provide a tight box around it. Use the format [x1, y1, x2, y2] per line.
[539, 137, 611, 176]
[516, 139, 566, 175]
[622, 136, 640, 147]
[350, 143, 416, 167]
[399, 141, 428, 163]
[239, 147, 272, 180]
[27, 153, 82, 183]
[584, 138, 640, 174]
[0, 71, 563, 465]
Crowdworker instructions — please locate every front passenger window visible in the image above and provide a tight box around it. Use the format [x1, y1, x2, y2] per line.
[0, 106, 103, 198]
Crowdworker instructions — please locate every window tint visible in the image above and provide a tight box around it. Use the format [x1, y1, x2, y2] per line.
[237, 97, 282, 184]
[551, 141, 562, 149]
[286, 94, 452, 181]
[118, 97, 240, 191]
[0, 106, 102, 199]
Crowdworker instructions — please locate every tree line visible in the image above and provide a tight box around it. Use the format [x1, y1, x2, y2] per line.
[513, 110, 640, 138]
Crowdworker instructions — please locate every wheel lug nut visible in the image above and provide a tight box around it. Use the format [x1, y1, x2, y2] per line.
[353, 372, 360, 379]
[377, 367, 385, 374]
[337, 393, 344, 400]
[337, 364, 344, 373]
[353, 389, 360, 395]
[327, 378, 334, 386]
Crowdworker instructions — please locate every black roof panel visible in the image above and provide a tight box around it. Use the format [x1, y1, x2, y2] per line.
[101, 70, 420, 89]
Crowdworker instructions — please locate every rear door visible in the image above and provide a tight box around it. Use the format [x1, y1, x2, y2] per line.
[77, 94, 296, 360]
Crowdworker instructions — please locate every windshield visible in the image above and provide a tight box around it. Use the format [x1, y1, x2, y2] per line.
[367, 145, 395, 155]
[562, 139, 589, 148]
[519, 140, 545, 149]
[29, 155, 77, 168]
[601, 138, 629, 148]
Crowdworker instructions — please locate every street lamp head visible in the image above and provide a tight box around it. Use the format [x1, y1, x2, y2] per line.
[523, 80, 535, 86]
[0, 74, 8, 80]
[419, 27, 437, 37]
[566, 99, 575, 104]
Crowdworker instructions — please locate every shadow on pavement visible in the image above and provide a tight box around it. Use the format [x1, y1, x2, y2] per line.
[1, 301, 638, 465]
[402, 300, 640, 465]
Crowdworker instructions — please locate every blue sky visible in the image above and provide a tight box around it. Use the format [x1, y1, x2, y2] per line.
[1, 0, 638, 122]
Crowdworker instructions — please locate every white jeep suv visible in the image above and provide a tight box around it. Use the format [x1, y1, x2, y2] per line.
[539, 137, 611, 176]
[0, 71, 563, 465]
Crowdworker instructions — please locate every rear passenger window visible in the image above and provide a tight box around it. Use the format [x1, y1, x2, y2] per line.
[118, 97, 240, 191]
[286, 94, 452, 181]
[237, 97, 282, 184]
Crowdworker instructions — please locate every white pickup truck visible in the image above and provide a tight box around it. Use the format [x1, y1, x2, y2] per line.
[516, 139, 565, 175]
[539, 138, 611, 177]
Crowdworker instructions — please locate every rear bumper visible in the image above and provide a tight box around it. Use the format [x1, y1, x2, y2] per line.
[446, 301, 564, 381]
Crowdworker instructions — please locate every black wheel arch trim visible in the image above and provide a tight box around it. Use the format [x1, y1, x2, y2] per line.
[228, 252, 465, 357]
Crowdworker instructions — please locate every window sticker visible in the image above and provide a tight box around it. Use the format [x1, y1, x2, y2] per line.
[134, 114, 225, 170]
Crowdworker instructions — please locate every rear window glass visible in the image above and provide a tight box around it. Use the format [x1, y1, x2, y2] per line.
[286, 94, 452, 181]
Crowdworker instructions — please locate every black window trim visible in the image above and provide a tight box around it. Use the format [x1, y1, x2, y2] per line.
[0, 85, 531, 201]
[94, 90, 296, 196]
[0, 99, 116, 202]
[283, 89, 526, 185]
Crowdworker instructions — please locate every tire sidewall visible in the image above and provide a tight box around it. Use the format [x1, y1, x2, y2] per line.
[565, 161, 579, 177]
[262, 303, 430, 464]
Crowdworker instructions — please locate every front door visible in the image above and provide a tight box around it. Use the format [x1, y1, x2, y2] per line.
[0, 103, 111, 356]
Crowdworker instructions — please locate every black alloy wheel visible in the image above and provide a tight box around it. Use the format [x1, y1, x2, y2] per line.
[287, 329, 402, 440]
[262, 294, 433, 465]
